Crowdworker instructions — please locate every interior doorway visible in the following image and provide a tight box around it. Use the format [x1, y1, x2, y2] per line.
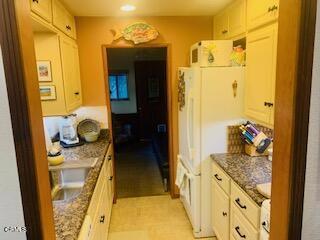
[103, 46, 171, 199]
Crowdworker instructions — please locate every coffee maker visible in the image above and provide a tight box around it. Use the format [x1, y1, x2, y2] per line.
[59, 114, 82, 147]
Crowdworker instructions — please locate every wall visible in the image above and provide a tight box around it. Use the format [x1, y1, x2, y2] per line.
[107, 48, 166, 114]
[76, 16, 213, 194]
[301, 2, 320, 239]
[0, 46, 26, 239]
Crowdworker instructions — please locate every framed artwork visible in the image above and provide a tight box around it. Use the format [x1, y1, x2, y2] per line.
[37, 61, 52, 82]
[39, 85, 56, 101]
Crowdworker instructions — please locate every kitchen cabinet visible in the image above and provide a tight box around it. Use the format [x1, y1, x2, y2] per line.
[30, 0, 52, 23]
[212, 179, 230, 240]
[214, 10, 229, 40]
[212, 162, 261, 240]
[85, 144, 114, 240]
[213, 0, 246, 40]
[247, 0, 279, 31]
[53, 0, 77, 39]
[60, 36, 82, 112]
[244, 23, 278, 126]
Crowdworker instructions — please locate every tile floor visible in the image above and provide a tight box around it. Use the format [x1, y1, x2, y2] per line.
[108, 195, 217, 240]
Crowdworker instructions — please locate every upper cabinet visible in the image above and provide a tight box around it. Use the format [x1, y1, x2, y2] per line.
[244, 23, 278, 126]
[30, 0, 52, 23]
[213, 0, 246, 40]
[247, 0, 279, 31]
[52, 0, 77, 39]
[214, 11, 229, 40]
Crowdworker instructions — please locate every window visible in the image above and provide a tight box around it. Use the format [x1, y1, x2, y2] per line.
[109, 71, 129, 100]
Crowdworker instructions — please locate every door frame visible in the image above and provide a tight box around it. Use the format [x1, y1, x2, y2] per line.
[271, 0, 318, 239]
[101, 43, 175, 198]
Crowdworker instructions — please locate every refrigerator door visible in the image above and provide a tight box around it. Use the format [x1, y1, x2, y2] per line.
[200, 66, 246, 237]
[178, 67, 201, 175]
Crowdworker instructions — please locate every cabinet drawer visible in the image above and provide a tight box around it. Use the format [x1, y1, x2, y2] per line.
[231, 182, 260, 229]
[30, 0, 52, 23]
[87, 160, 107, 218]
[212, 162, 231, 195]
[230, 204, 259, 240]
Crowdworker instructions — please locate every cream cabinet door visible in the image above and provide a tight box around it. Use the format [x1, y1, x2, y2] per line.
[214, 10, 229, 40]
[212, 180, 230, 240]
[60, 37, 82, 112]
[228, 0, 246, 39]
[30, 0, 52, 22]
[53, 0, 77, 39]
[244, 23, 278, 126]
[247, 0, 279, 31]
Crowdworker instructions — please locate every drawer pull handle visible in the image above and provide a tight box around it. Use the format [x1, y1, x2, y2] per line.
[222, 212, 227, 217]
[100, 215, 105, 223]
[235, 198, 247, 209]
[74, 92, 80, 95]
[107, 155, 112, 161]
[235, 226, 246, 238]
[214, 174, 222, 181]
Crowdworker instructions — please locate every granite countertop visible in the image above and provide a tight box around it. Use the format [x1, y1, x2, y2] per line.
[211, 153, 272, 206]
[53, 129, 111, 240]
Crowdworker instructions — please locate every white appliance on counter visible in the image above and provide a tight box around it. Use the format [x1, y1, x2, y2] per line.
[260, 200, 271, 240]
[190, 40, 233, 67]
[177, 66, 245, 238]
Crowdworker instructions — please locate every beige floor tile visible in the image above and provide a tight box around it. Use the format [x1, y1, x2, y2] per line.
[109, 195, 217, 240]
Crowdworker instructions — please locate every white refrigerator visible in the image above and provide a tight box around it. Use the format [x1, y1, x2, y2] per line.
[177, 66, 245, 238]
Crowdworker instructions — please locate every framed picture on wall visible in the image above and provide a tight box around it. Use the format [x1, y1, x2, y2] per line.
[39, 85, 56, 101]
[36, 60, 52, 82]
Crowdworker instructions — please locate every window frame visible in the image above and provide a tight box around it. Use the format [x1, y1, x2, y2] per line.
[108, 70, 130, 101]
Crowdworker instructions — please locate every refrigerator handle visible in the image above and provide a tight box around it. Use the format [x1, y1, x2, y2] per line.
[186, 91, 194, 161]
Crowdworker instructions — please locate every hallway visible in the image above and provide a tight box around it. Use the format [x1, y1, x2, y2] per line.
[115, 141, 167, 198]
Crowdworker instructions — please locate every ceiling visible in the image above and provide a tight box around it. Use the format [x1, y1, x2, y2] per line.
[60, 0, 233, 17]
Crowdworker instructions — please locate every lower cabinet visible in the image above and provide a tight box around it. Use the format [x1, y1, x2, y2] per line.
[211, 179, 230, 240]
[80, 145, 114, 240]
[211, 162, 261, 240]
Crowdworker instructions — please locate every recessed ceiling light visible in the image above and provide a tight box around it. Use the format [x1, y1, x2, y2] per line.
[120, 4, 136, 12]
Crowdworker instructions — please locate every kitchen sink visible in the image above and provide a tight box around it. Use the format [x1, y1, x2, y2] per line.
[50, 158, 98, 202]
[52, 184, 83, 202]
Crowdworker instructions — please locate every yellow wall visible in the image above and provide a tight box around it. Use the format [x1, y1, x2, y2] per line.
[76, 16, 213, 195]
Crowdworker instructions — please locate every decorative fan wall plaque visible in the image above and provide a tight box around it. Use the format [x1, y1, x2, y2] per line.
[111, 22, 159, 44]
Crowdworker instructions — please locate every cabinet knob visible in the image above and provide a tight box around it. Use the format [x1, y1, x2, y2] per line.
[107, 155, 112, 161]
[264, 102, 274, 107]
[109, 176, 113, 181]
[74, 92, 80, 95]
[33, 0, 39, 3]
[222, 30, 228, 34]
[99, 215, 105, 223]
[222, 212, 227, 217]
[66, 25, 72, 30]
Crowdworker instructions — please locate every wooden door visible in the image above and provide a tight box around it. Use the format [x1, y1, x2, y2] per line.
[214, 10, 229, 40]
[212, 180, 230, 240]
[247, 0, 278, 31]
[228, 0, 246, 39]
[244, 23, 278, 126]
[134, 60, 167, 140]
[30, 0, 52, 22]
